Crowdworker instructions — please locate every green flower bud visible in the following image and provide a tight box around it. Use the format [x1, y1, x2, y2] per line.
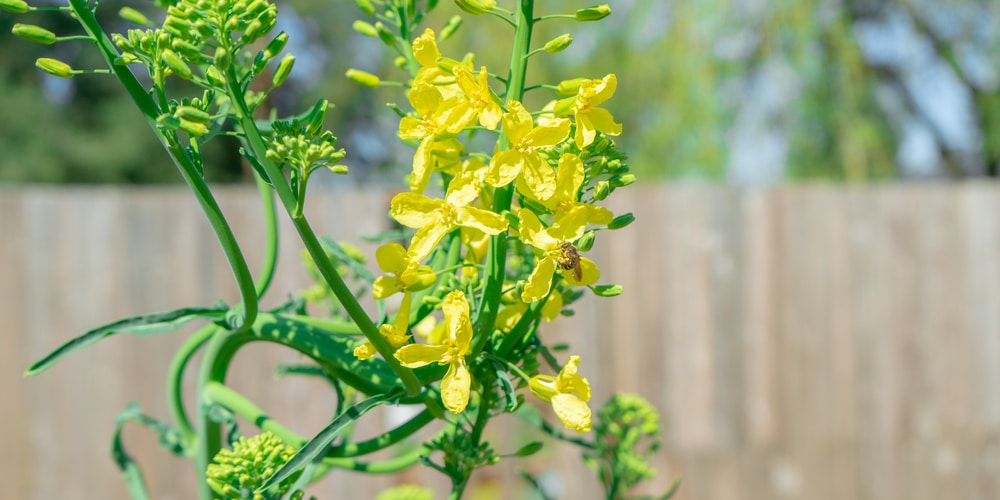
[205, 66, 226, 87]
[440, 15, 462, 40]
[161, 49, 192, 79]
[436, 56, 461, 73]
[355, 0, 375, 15]
[610, 173, 636, 187]
[35, 57, 73, 78]
[263, 32, 288, 60]
[241, 19, 264, 44]
[214, 47, 231, 71]
[591, 284, 623, 297]
[553, 95, 576, 116]
[575, 4, 611, 21]
[454, 0, 494, 16]
[346, 68, 380, 87]
[588, 157, 607, 177]
[171, 39, 203, 60]
[118, 7, 151, 26]
[178, 119, 208, 137]
[352, 20, 377, 37]
[607, 212, 635, 229]
[272, 53, 295, 87]
[0, 0, 29, 14]
[576, 231, 595, 252]
[543, 34, 572, 54]
[374, 21, 395, 46]
[557, 78, 586, 96]
[593, 180, 611, 201]
[12, 23, 55, 45]
[328, 164, 349, 175]
[174, 105, 211, 124]
[393, 56, 407, 69]
[114, 53, 140, 66]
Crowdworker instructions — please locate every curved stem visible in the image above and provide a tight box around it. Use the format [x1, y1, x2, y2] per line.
[254, 172, 279, 298]
[167, 324, 219, 448]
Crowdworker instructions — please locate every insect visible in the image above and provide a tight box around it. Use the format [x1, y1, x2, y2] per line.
[557, 242, 583, 282]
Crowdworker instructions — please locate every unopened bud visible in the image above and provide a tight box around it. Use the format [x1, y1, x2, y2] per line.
[0, 0, 29, 14]
[543, 34, 572, 54]
[12, 23, 55, 45]
[374, 21, 395, 46]
[593, 180, 610, 201]
[355, 0, 375, 15]
[436, 56, 462, 73]
[393, 56, 407, 69]
[263, 32, 288, 60]
[178, 119, 208, 137]
[118, 7, 150, 26]
[328, 164, 349, 175]
[609, 173, 635, 187]
[607, 212, 635, 229]
[161, 49, 192, 79]
[272, 53, 295, 87]
[346, 68, 380, 87]
[557, 78, 585, 96]
[576, 231, 595, 252]
[214, 47, 231, 71]
[174, 105, 211, 124]
[454, 0, 494, 15]
[440, 15, 462, 40]
[35, 57, 73, 78]
[575, 5, 611, 21]
[591, 284, 623, 297]
[205, 66, 226, 87]
[171, 39, 203, 60]
[352, 20, 377, 37]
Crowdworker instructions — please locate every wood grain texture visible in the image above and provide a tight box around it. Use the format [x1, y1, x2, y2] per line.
[3, 184, 1000, 499]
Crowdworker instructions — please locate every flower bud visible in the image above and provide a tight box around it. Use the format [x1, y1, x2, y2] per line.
[440, 15, 462, 40]
[214, 47, 231, 71]
[435, 56, 462, 73]
[393, 56, 407, 69]
[161, 49, 192, 79]
[12, 23, 55, 45]
[263, 32, 288, 60]
[355, 0, 375, 15]
[345, 68, 380, 87]
[557, 78, 585, 96]
[609, 173, 635, 187]
[114, 53, 140, 65]
[575, 4, 611, 21]
[272, 53, 295, 87]
[174, 105, 211, 124]
[327, 164, 349, 175]
[374, 21, 395, 46]
[553, 96, 576, 116]
[576, 231, 595, 252]
[593, 180, 610, 201]
[35, 57, 73, 78]
[205, 66, 226, 87]
[454, 0, 494, 15]
[543, 34, 572, 54]
[352, 20, 377, 37]
[171, 39, 203, 60]
[591, 284, 623, 297]
[607, 212, 634, 229]
[118, 6, 150, 26]
[0, 0, 29, 14]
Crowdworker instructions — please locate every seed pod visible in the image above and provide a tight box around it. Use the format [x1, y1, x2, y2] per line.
[345, 69, 380, 88]
[352, 20, 377, 37]
[272, 53, 295, 87]
[575, 5, 611, 21]
[161, 49, 192, 79]
[0, 0, 29, 14]
[35, 57, 73, 78]
[543, 34, 572, 54]
[12, 23, 55, 45]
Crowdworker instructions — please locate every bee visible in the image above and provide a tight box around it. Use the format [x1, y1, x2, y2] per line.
[557, 242, 583, 282]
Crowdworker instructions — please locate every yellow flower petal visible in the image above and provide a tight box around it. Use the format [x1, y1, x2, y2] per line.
[408, 137, 434, 193]
[408, 84, 444, 119]
[456, 206, 508, 235]
[518, 152, 557, 201]
[521, 255, 557, 303]
[412, 28, 441, 68]
[441, 358, 471, 413]
[523, 118, 571, 147]
[518, 209, 558, 250]
[445, 169, 482, 207]
[407, 220, 454, 262]
[548, 207, 589, 243]
[376, 242, 409, 274]
[486, 150, 523, 187]
[541, 292, 563, 321]
[353, 342, 377, 360]
[552, 154, 585, 205]
[587, 73, 617, 106]
[372, 275, 401, 300]
[390, 193, 443, 228]
[556, 355, 591, 401]
[502, 100, 534, 143]
[442, 291, 473, 350]
[394, 343, 449, 367]
[551, 393, 592, 433]
[562, 257, 600, 286]
[586, 107, 622, 136]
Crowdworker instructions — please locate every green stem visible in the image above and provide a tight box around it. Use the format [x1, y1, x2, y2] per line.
[167, 324, 219, 449]
[254, 173, 279, 298]
[473, 0, 535, 354]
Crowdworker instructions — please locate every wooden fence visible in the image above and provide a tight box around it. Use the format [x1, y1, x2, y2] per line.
[3, 184, 1000, 499]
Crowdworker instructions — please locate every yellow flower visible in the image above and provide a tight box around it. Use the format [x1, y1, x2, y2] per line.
[529, 355, 592, 433]
[541, 154, 614, 224]
[399, 85, 467, 193]
[394, 291, 475, 413]
[451, 65, 502, 130]
[496, 293, 563, 332]
[518, 208, 600, 303]
[372, 242, 437, 299]
[411, 29, 462, 100]
[354, 292, 414, 360]
[573, 74, 622, 148]
[391, 170, 509, 262]
[486, 100, 570, 201]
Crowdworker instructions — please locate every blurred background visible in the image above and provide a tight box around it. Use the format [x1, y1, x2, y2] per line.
[3, 0, 1000, 499]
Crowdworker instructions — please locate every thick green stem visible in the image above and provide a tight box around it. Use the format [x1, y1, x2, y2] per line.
[254, 173, 279, 298]
[474, 0, 535, 353]
[167, 324, 218, 449]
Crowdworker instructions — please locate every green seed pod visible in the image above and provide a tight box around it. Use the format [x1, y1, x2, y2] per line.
[161, 49, 192, 79]
[12, 23, 55, 45]
[35, 57, 73, 78]
[609, 173, 636, 187]
[0, 0, 29, 14]
[352, 20, 377, 37]
[272, 53, 295, 87]
[440, 15, 462, 40]
[575, 4, 612, 21]
[374, 21, 395, 46]
[454, 0, 494, 16]
[355, 0, 375, 15]
[118, 7, 150, 26]
[174, 105, 211, 124]
[593, 180, 611, 201]
[607, 212, 635, 229]
[345, 68, 380, 88]
[576, 230, 595, 252]
[543, 34, 572, 54]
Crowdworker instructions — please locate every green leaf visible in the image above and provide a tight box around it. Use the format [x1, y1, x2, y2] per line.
[259, 390, 404, 492]
[491, 360, 519, 412]
[25, 306, 226, 376]
[514, 441, 544, 457]
[112, 404, 151, 500]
